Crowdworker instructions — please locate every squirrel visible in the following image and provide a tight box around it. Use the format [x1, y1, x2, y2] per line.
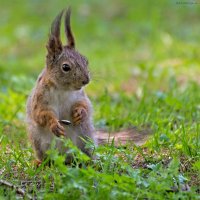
[26, 8, 97, 165]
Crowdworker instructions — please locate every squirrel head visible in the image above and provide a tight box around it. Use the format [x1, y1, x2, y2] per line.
[46, 8, 90, 90]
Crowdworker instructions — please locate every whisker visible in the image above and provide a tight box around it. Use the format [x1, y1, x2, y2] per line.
[89, 70, 106, 82]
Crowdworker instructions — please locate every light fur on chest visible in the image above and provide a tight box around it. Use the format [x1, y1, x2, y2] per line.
[49, 88, 84, 120]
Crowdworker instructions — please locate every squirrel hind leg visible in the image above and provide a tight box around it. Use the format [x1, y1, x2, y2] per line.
[32, 138, 50, 163]
[76, 138, 94, 158]
[33, 145, 45, 164]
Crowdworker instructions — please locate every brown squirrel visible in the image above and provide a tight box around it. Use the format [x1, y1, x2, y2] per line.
[26, 8, 97, 165]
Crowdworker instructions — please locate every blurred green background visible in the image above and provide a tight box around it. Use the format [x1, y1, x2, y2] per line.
[1, 0, 200, 90]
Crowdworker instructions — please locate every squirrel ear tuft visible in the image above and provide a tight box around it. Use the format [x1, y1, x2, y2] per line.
[46, 10, 63, 57]
[65, 7, 75, 48]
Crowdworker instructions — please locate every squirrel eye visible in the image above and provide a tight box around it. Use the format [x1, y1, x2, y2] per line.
[62, 64, 71, 72]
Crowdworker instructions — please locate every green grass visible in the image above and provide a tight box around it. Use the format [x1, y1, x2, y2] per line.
[0, 0, 200, 199]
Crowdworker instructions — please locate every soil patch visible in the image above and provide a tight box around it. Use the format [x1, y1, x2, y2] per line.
[95, 127, 151, 146]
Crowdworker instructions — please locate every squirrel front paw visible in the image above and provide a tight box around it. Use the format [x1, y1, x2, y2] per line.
[72, 106, 87, 125]
[50, 121, 65, 137]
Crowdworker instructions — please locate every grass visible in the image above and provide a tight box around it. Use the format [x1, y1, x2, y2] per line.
[0, 0, 200, 199]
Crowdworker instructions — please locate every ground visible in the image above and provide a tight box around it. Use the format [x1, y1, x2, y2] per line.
[0, 0, 200, 199]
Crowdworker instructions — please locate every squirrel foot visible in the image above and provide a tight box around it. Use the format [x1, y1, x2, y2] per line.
[34, 159, 42, 167]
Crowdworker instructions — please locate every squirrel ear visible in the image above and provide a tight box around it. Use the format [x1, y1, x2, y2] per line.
[65, 7, 75, 48]
[46, 11, 63, 58]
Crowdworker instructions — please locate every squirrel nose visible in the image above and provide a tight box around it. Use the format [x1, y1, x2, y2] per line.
[82, 77, 89, 85]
